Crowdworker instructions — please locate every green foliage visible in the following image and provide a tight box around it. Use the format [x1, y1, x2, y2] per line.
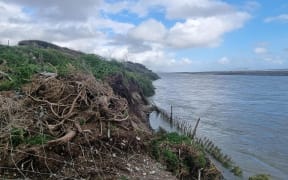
[79, 119, 86, 125]
[25, 134, 53, 145]
[10, 127, 53, 146]
[119, 175, 128, 180]
[184, 151, 206, 169]
[0, 80, 16, 91]
[0, 44, 157, 97]
[162, 149, 179, 172]
[81, 54, 122, 79]
[249, 174, 270, 180]
[150, 132, 209, 176]
[11, 128, 25, 147]
[161, 132, 191, 145]
[231, 166, 242, 177]
[125, 72, 155, 96]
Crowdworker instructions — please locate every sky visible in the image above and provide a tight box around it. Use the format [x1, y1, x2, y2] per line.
[1, 0, 288, 72]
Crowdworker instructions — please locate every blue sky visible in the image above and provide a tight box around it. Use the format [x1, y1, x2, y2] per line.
[1, 0, 288, 72]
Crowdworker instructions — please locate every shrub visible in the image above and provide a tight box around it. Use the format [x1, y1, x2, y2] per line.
[231, 166, 242, 176]
[163, 149, 179, 172]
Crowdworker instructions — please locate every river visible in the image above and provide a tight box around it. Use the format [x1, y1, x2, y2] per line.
[149, 73, 288, 179]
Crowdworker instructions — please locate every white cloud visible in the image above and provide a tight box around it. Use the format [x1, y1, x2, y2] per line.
[163, 0, 234, 19]
[254, 47, 267, 54]
[0, 0, 252, 71]
[263, 56, 283, 65]
[242, 1, 261, 12]
[4, 0, 102, 22]
[264, 14, 288, 23]
[128, 19, 167, 42]
[166, 12, 249, 48]
[252, 45, 284, 65]
[103, 0, 250, 48]
[218, 57, 230, 64]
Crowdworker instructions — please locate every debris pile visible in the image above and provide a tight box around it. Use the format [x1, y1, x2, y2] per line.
[0, 73, 150, 179]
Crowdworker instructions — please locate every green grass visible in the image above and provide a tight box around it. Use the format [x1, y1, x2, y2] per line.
[0, 45, 156, 96]
[10, 127, 53, 146]
[150, 132, 208, 176]
[25, 134, 54, 145]
[162, 149, 179, 172]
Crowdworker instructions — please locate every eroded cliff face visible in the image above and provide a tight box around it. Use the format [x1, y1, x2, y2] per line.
[107, 73, 152, 131]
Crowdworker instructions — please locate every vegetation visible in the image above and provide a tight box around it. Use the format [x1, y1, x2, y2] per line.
[249, 174, 270, 180]
[154, 106, 243, 177]
[0, 41, 158, 96]
[11, 127, 53, 146]
[150, 132, 221, 179]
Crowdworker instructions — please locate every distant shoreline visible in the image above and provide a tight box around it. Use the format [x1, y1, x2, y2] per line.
[172, 70, 288, 76]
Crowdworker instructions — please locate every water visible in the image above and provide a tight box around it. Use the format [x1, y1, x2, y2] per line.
[150, 73, 288, 179]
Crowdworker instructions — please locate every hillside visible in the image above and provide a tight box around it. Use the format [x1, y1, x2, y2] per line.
[0, 41, 222, 179]
[0, 40, 158, 96]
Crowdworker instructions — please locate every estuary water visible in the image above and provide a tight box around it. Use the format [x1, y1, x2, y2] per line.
[150, 73, 288, 179]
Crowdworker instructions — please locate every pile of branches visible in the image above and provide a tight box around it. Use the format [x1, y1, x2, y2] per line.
[0, 73, 148, 179]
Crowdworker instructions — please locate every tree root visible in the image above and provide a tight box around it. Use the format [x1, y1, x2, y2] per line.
[48, 129, 77, 145]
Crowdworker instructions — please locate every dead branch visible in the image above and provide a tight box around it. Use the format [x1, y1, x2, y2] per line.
[109, 115, 129, 122]
[74, 122, 83, 133]
[48, 129, 77, 144]
[0, 70, 12, 81]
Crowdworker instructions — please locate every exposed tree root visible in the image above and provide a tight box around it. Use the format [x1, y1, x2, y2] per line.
[48, 129, 77, 145]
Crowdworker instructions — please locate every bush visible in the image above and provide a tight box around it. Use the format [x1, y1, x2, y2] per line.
[231, 166, 242, 177]
[163, 149, 179, 172]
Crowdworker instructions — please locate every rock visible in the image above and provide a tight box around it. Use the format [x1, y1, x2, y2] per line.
[149, 171, 156, 175]
[143, 172, 147, 176]
[136, 136, 141, 141]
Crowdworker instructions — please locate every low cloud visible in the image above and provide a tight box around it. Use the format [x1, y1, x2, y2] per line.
[128, 19, 167, 42]
[218, 57, 230, 64]
[264, 14, 288, 23]
[254, 47, 267, 54]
